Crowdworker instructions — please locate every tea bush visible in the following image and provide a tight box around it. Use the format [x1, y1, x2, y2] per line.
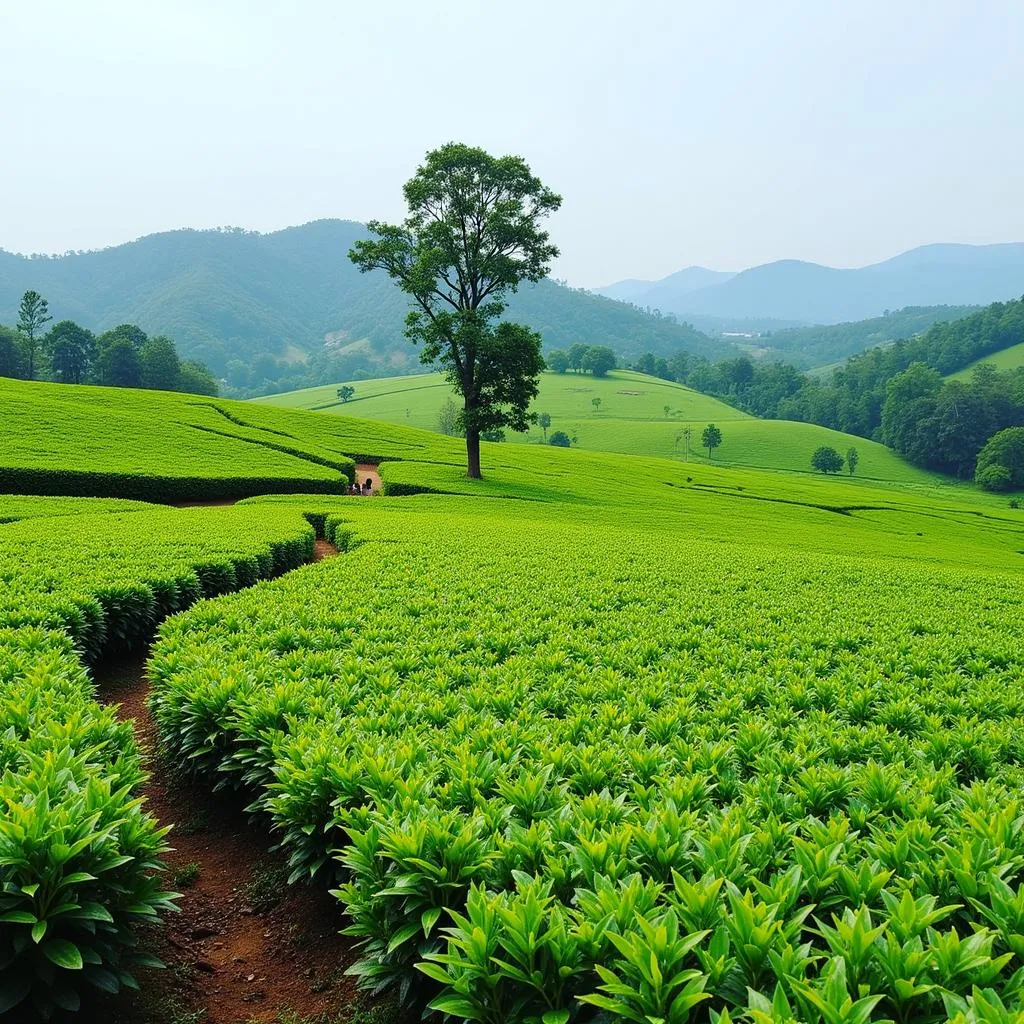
[149, 501, 1024, 1024]
[0, 503, 317, 1017]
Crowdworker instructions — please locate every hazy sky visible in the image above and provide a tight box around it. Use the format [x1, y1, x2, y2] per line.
[2, 0, 1023, 285]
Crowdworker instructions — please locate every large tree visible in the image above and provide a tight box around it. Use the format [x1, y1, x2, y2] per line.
[16, 290, 52, 380]
[349, 143, 562, 478]
[47, 320, 96, 384]
[141, 335, 181, 390]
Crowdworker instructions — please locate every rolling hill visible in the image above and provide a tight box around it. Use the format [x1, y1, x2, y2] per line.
[0, 221, 723, 394]
[947, 339, 1024, 381]
[597, 242, 1024, 324]
[257, 369, 941, 485]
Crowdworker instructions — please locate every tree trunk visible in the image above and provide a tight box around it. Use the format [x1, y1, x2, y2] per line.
[466, 429, 482, 479]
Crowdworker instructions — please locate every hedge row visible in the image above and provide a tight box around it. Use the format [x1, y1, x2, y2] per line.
[0, 504, 317, 1018]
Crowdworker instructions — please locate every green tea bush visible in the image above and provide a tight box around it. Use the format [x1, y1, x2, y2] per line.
[149, 504, 1024, 1024]
[0, 503, 318, 1017]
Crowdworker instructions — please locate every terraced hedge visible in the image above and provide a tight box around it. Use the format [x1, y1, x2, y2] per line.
[149, 503, 1024, 1024]
[0, 504, 316, 1017]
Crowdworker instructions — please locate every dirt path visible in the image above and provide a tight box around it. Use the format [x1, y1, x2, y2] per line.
[91, 540, 362, 1024]
[354, 463, 382, 494]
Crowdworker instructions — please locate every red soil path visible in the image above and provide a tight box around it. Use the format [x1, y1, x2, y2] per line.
[90, 539, 373, 1024]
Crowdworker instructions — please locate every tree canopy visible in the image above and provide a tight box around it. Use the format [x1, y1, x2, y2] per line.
[702, 423, 722, 459]
[811, 446, 845, 473]
[975, 427, 1024, 491]
[349, 143, 562, 477]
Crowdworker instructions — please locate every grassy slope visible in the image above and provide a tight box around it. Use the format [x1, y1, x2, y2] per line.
[256, 370, 938, 485]
[947, 339, 1024, 380]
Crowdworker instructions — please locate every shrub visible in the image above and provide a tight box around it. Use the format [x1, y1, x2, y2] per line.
[549, 431, 571, 448]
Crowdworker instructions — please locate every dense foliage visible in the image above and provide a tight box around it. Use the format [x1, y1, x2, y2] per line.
[878, 365, 1024, 479]
[0, 502, 318, 1017]
[761, 306, 979, 370]
[149, 488, 1024, 1024]
[1, 301, 218, 395]
[974, 428, 1024, 491]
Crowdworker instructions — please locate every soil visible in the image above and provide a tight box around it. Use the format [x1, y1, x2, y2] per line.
[86, 539, 378, 1024]
[353, 464, 382, 494]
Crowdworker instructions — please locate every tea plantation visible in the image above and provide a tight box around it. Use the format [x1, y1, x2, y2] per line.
[2, 377, 1024, 1023]
[257, 371, 940, 485]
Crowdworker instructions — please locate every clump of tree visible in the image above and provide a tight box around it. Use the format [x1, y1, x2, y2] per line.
[548, 430, 571, 447]
[702, 424, 722, 459]
[975, 427, 1024, 491]
[546, 344, 617, 378]
[582, 346, 616, 378]
[1, 292, 218, 395]
[878, 363, 1024, 478]
[350, 143, 561, 478]
[811, 446, 845, 474]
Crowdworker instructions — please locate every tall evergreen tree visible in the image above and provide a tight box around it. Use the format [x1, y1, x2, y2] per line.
[16, 290, 52, 380]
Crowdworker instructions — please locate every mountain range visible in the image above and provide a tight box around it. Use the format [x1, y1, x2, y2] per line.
[594, 243, 1024, 324]
[0, 220, 718, 395]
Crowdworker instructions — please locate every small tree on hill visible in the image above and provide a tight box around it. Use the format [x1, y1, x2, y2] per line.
[592, 397, 601, 413]
[664, 405, 670, 419]
[16, 290, 52, 380]
[812, 446, 845, 473]
[702, 423, 722, 460]
[349, 143, 561, 479]
[538, 411, 551, 440]
[846, 447, 859, 475]
[549, 430, 571, 447]
[337, 385, 355, 403]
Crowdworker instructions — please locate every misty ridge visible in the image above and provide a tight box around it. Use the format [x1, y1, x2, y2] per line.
[2, 221, 1023, 399]
[594, 242, 1024, 324]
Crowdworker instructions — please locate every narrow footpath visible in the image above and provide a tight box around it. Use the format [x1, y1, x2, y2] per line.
[91, 539, 365, 1024]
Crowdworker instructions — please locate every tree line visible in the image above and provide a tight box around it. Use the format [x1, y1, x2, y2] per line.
[0, 290, 218, 395]
[545, 344, 618, 377]
[629, 296, 1024, 487]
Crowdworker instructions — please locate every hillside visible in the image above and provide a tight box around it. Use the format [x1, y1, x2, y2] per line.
[0, 221, 724, 394]
[598, 242, 1024, 324]
[5, 375, 1024, 1021]
[947, 339, 1024, 381]
[763, 304, 980, 368]
[258, 369, 940, 484]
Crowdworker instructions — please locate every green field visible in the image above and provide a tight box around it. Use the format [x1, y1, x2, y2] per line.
[4, 375, 1024, 1021]
[257, 370, 940, 485]
[947, 340, 1024, 380]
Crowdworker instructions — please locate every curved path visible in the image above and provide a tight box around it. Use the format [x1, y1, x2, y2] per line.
[94, 539, 365, 1023]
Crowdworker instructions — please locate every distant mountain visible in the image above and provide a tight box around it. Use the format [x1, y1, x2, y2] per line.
[0, 220, 725, 396]
[597, 243, 1024, 325]
[594, 266, 734, 305]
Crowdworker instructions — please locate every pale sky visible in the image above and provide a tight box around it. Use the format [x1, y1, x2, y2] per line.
[2, 0, 1022, 285]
